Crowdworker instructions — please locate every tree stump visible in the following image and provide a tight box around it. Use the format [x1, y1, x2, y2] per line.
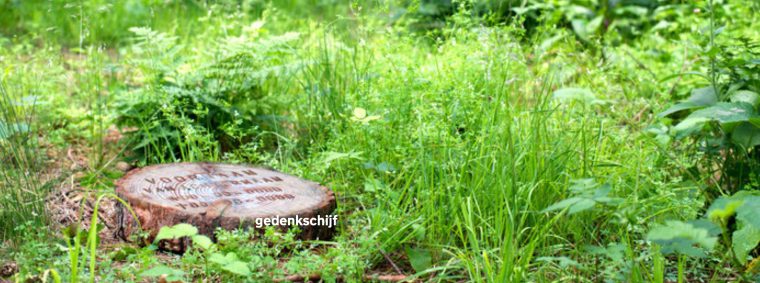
[115, 162, 336, 250]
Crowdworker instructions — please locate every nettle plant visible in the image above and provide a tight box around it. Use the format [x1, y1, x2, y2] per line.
[656, 85, 760, 190]
[654, 3, 760, 193]
[648, 4, 760, 278]
[116, 24, 303, 164]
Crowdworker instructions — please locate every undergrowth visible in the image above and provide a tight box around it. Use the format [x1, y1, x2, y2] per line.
[0, 0, 759, 282]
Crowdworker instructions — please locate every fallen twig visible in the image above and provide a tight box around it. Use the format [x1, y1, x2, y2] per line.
[377, 244, 404, 275]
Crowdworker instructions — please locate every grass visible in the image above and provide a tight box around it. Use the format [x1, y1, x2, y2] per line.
[1, 0, 759, 282]
[0, 81, 47, 241]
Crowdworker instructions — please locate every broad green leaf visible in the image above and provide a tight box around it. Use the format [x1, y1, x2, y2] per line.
[154, 228, 175, 242]
[658, 87, 717, 118]
[683, 102, 755, 125]
[571, 19, 589, 42]
[542, 197, 582, 213]
[209, 251, 250, 276]
[750, 117, 760, 128]
[673, 102, 756, 137]
[405, 247, 432, 273]
[735, 195, 760, 229]
[647, 220, 717, 257]
[221, 261, 251, 276]
[586, 243, 626, 263]
[707, 198, 744, 221]
[210, 252, 239, 266]
[154, 223, 199, 242]
[730, 90, 760, 108]
[592, 184, 612, 198]
[209, 253, 228, 265]
[590, 183, 622, 205]
[689, 219, 721, 237]
[363, 178, 382, 193]
[731, 122, 760, 149]
[707, 191, 760, 264]
[171, 223, 198, 236]
[732, 225, 760, 263]
[411, 223, 426, 242]
[658, 102, 705, 118]
[586, 16, 604, 34]
[568, 198, 596, 215]
[708, 192, 760, 228]
[671, 117, 709, 139]
[543, 194, 599, 215]
[191, 235, 213, 250]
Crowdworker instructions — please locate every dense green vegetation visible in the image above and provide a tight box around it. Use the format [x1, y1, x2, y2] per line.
[1, 0, 759, 282]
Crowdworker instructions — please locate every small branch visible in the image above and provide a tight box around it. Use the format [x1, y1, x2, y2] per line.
[632, 106, 649, 123]
[377, 244, 404, 275]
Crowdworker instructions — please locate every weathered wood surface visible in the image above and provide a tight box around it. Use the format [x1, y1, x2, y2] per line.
[115, 162, 336, 249]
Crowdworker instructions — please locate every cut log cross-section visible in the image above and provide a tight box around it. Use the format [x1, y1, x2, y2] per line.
[115, 162, 336, 248]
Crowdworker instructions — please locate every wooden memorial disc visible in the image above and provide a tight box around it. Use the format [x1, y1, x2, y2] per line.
[115, 162, 336, 248]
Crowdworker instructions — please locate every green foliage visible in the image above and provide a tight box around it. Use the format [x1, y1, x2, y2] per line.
[154, 223, 198, 242]
[646, 190, 760, 279]
[151, 224, 256, 280]
[208, 253, 251, 276]
[0, 82, 47, 241]
[191, 235, 213, 251]
[646, 220, 718, 257]
[658, 87, 718, 119]
[543, 179, 621, 215]
[656, 0, 760, 192]
[399, 0, 701, 48]
[405, 246, 432, 273]
[142, 224, 368, 281]
[116, 26, 302, 164]
[0, 121, 29, 139]
[140, 265, 187, 282]
[0, 0, 211, 46]
[2, 0, 760, 281]
[708, 191, 760, 265]
[648, 4, 760, 278]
